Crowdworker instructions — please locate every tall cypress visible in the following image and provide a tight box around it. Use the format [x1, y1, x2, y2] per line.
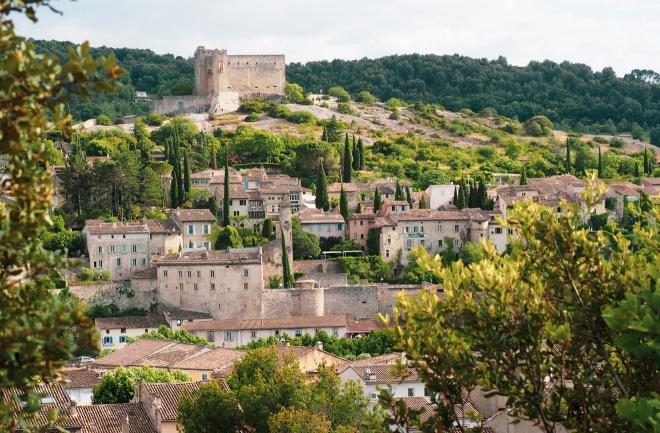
[373, 188, 382, 213]
[343, 133, 352, 182]
[478, 179, 488, 209]
[520, 165, 528, 185]
[321, 125, 328, 142]
[315, 160, 330, 211]
[170, 168, 178, 208]
[281, 228, 293, 289]
[223, 156, 231, 226]
[453, 186, 458, 206]
[643, 149, 649, 175]
[357, 137, 365, 169]
[634, 162, 640, 177]
[340, 184, 349, 221]
[395, 179, 405, 200]
[565, 138, 572, 174]
[183, 151, 191, 193]
[352, 135, 359, 171]
[598, 146, 603, 178]
[419, 195, 427, 209]
[405, 187, 413, 207]
[211, 142, 218, 170]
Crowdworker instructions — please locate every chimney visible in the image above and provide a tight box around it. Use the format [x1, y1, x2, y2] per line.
[122, 415, 130, 433]
[68, 401, 77, 419]
[315, 341, 323, 351]
[134, 378, 142, 402]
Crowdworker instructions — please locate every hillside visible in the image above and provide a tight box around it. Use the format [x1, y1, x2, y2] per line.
[34, 40, 659, 140]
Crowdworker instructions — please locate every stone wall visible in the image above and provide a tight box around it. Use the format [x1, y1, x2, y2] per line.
[293, 259, 342, 274]
[300, 272, 347, 288]
[150, 95, 210, 116]
[69, 282, 156, 310]
[260, 288, 324, 319]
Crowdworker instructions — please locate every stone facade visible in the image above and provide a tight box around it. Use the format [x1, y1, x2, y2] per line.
[151, 47, 285, 115]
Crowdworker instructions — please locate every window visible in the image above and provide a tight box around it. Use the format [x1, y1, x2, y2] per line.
[243, 269, 249, 278]
[197, 270, 201, 278]
[295, 329, 302, 337]
[413, 226, 418, 233]
[337, 223, 343, 230]
[438, 239, 443, 247]
[406, 239, 413, 249]
[116, 258, 121, 267]
[224, 331, 233, 341]
[187, 271, 192, 278]
[210, 270, 215, 278]
[102, 336, 113, 345]
[121, 245, 128, 254]
[105, 329, 110, 334]
[332, 328, 338, 336]
[141, 258, 147, 266]
[360, 234, 364, 239]
[454, 224, 459, 232]
[207, 331, 215, 342]
[495, 227, 502, 234]
[179, 283, 184, 291]
[97, 246, 103, 254]
[132, 244, 137, 253]
[239, 199, 246, 206]
[203, 224, 210, 234]
[119, 336, 128, 343]
[187, 224, 194, 235]
[408, 388, 415, 397]
[193, 283, 198, 291]
[178, 270, 183, 278]
[233, 211, 240, 216]
[131, 258, 137, 266]
[210, 283, 215, 290]
[507, 228, 513, 235]
[120, 328, 126, 333]
[201, 373, 209, 381]
[109, 245, 115, 253]
[386, 250, 390, 258]
[243, 282, 248, 290]
[424, 387, 430, 397]
[360, 220, 364, 226]
[391, 205, 395, 211]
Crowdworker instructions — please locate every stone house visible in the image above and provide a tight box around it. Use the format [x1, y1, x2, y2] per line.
[169, 209, 215, 252]
[425, 184, 457, 209]
[96, 313, 167, 350]
[61, 368, 102, 405]
[339, 364, 426, 401]
[298, 208, 346, 241]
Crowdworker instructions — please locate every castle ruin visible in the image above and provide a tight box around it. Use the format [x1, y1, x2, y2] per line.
[151, 47, 285, 115]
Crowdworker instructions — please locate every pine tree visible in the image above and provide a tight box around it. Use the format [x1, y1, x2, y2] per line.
[281, 228, 293, 289]
[565, 138, 572, 174]
[395, 179, 405, 200]
[315, 160, 330, 211]
[223, 156, 231, 227]
[357, 137, 365, 169]
[352, 135, 359, 171]
[520, 165, 528, 185]
[183, 151, 191, 193]
[419, 195, 427, 209]
[340, 184, 349, 221]
[342, 133, 352, 182]
[598, 146, 603, 178]
[406, 187, 413, 207]
[373, 188, 382, 212]
[170, 168, 178, 208]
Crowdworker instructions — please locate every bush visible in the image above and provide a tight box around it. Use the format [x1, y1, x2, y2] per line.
[329, 239, 363, 252]
[78, 267, 111, 282]
[334, 256, 392, 283]
[284, 83, 306, 104]
[92, 366, 189, 404]
[336, 102, 354, 115]
[244, 113, 261, 122]
[610, 138, 626, 149]
[286, 110, 316, 124]
[96, 114, 112, 126]
[267, 103, 291, 119]
[238, 99, 268, 114]
[523, 115, 553, 136]
[145, 112, 164, 126]
[385, 98, 405, 111]
[327, 86, 351, 102]
[355, 90, 378, 104]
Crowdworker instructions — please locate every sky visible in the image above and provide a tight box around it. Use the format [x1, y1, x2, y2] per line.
[14, 0, 660, 75]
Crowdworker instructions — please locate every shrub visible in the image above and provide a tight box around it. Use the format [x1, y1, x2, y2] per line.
[96, 114, 112, 126]
[610, 138, 626, 149]
[286, 110, 316, 124]
[523, 115, 553, 136]
[244, 113, 261, 122]
[284, 83, 306, 104]
[78, 267, 111, 282]
[267, 103, 291, 119]
[334, 256, 392, 283]
[327, 86, 351, 102]
[145, 112, 165, 126]
[238, 99, 268, 114]
[336, 102, 354, 115]
[385, 98, 405, 111]
[355, 90, 378, 104]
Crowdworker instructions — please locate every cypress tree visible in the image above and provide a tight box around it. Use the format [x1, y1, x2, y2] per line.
[340, 184, 349, 221]
[405, 187, 413, 207]
[208, 195, 218, 219]
[565, 138, 572, 174]
[634, 162, 640, 177]
[520, 165, 528, 185]
[356, 202, 362, 213]
[315, 160, 330, 211]
[281, 228, 293, 289]
[649, 151, 654, 174]
[453, 186, 458, 206]
[357, 137, 365, 169]
[352, 135, 359, 171]
[643, 149, 649, 175]
[598, 146, 603, 178]
[395, 179, 405, 200]
[468, 182, 477, 207]
[321, 125, 328, 142]
[373, 188, 382, 212]
[343, 133, 352, 182]
[419, 195, 427, 209]
[261, 218, 274, 239]
[211, 143, 218, 170]
[183, 151, 191, 193]
[223, 156, 231, 226]
[456, 177, 468, 209]
[169, 168, 178, 208]
[478, 179, 488, 209]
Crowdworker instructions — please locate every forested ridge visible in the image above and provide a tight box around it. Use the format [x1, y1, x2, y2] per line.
[288, 54, 660, 133]
[34, 39, 660, 135]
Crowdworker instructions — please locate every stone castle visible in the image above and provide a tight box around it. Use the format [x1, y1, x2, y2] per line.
[151, 47, 285, 115]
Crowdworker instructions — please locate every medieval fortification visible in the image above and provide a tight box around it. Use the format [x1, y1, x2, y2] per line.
[151, 47, 285, 115]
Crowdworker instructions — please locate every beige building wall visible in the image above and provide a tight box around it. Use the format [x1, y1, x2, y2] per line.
[85, 231, 151, 280]
[98, 325, 159, 350]
[193, 325, 347, 348]
[150, 232, 181, 256]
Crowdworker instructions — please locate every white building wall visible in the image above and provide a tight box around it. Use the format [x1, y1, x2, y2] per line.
[425, 185, 456, 209]
[97, 326, 160, 350]
[195, 325, 347, 348]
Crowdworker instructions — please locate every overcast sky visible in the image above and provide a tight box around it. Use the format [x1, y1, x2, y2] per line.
[14, 0, 660, 75]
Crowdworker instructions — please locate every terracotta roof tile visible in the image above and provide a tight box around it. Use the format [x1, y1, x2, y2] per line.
[141, 382, 204, 421]
[60, 368, 103, 390]
[172, 348, 245, 371]
[95, 314, 167, 331]
[182, 315, 347, 332]
[154, 248, 261, 265]
[172, 209, 215, 222]
[350, 364, 420, 383]
[1, 383, 78, 430]
[298, 208, 345, 224]
[76, 403, 157, 433]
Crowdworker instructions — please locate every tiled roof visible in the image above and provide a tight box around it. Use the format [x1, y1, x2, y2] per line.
[346, 319, 384, 333]
[144, 218, 179, 234]
[93, 339, 212, 370]
[154, 247, 262, 265]
[183, 315, 347, 332]
[83, 220, 150, 235]
[350, 364, 420, 384]
[141, 382, 204, 421]
[1, 383, 78, 430]
[163, 310, 214, 321]
[172, 348, 245, 371]
[388, 209, 470, 222]
[348, 213, 377, 221]
[327, 183, 359, 193]
[95, 314, 167, 331]
[76, 403, 157, 433]
[398, 396, 435, 423]
[607, 182, 641, 196]
[60, 368, 103, 390]
[172, 208, 215, 222]
[336, 353, 402, 373]
[227, 183, 250, 199]
[298, 208, 345, 224]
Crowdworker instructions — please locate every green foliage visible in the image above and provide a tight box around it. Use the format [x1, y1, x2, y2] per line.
[261, 218, 275, 240]
[285, 82, 307, 104]
[238, 99, 268, 114]
[96, 114, 112, 125]
[92, 366, 189, 404]
[458, 242, 484, 265]
[286, 110, 317, 124]
[145, 111, 164, 126]
[523, 115, 553, 136]
[291, 141, 340, 179]
[131, 325, 208, 345]
[355, 90, 378, 104]
[327, 86, 351, 102]
[85, 303, 148, 319]
[373, 189, 382, 212]
[315, 161, 330, 211]
[212, 225, 244, 250]
[78, 267, 112, 282]
[329, 239, 362, 252]
[244, 113, 260, 122]
[342, 133, 352, 183]
[334, 256, 393, 283]
[390, 178, 660, 432]
[339, 186, 349, 221]
[268, 407, 330, 433]
[336, 102, 354, 115]
[366, 229, 380, 256]
[178, 380, 245, 433]
[292, 217, 321, 260]
[324, 116, 344, 142]
[281, 228, 293, 288]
